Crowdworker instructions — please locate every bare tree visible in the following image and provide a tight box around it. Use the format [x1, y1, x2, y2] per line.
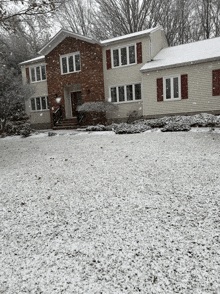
[153, 0, 194, 46]
[0, 0, 64, 31]
[55, 0, 94, 36]
[192, 0, 220, 40]
[93, 0, 159, 39]
[0, 20, 51, 73]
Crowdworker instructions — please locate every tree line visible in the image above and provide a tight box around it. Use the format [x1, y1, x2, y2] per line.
[1, 0, 220, 71]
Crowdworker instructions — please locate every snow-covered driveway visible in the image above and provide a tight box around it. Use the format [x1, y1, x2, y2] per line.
[0, 130, 220, 293]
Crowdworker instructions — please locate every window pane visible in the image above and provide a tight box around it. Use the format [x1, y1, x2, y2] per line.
[173, 77, 179, 98]
[75, 54, 81, 71]
[69, 56, 74, 72]
[62, 57, 67, 73]
[41, 97, 46, 109]
[47, 96, 50, 109]
[31, 98, 35, 110]
[36, 67, 41, 81]
[135, 84, 141, 100]
[166, 79, 171, 99]
[111, 87, 117, 102]
[121, 47, 127, 65]
[118, 86, 125, 102]
[126, 85, 133, 101]
[31, 68, 35, 82]
[129, 46, 135, 64]
[113, 49, 119, 67]
[41, 65, 46, 80]
[36, 97, 41, 110]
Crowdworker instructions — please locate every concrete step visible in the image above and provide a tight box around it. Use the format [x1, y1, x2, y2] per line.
[53, 118, 78, 130]
[53, 125, 78, 130]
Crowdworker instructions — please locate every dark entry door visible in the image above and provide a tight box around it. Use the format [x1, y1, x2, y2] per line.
[71, 92, 82, 117]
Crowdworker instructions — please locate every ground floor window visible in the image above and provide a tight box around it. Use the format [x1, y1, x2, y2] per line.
[31, 96, 49, 111]
[163, 75, 181, 100]
[110, 83, 141, 103]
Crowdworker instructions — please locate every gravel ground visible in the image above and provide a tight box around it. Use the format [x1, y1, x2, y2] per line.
[0, 130, 220, 294]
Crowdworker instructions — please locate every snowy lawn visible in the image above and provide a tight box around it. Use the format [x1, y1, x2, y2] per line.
[0, 130, 220, 294]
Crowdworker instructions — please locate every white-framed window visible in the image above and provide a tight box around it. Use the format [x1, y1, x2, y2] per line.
[110, 83, 142, 103]
[163, 75, 181, 101]
[30, 96, 49, 111]
[60, 52, 81, 74]
[29, 65, 46, 83]
[112, 44, 136, 68]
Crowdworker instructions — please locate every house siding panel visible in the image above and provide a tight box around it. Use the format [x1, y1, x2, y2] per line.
[150, 29, 168, 59]
[103, 36, 150, 121]
[142, 60, 220, 117]
[21, 62, 50, 128]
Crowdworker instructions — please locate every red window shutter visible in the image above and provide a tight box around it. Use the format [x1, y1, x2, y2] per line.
[26, 68, 30, 83]
[157, 78, 163, 101]
[212, 69, 220, 96]
[181, 74, 188, 99]
[137, 42, 142, 64]
[106, 49, 111, 70]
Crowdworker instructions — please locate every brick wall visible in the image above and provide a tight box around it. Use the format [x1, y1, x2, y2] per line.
[45, 37, 105, 127]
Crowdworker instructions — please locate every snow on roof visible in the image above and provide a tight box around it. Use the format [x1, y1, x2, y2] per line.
[101, 27, 160, 46]
[19, 55, 45, 66]
[141, 36, 220, 72]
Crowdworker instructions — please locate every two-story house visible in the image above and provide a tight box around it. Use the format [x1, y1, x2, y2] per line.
[20, 27, 167, 129]
[20, 26, 220, 130]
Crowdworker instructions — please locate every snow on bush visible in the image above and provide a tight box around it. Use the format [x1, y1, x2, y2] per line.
[86, 113, 220, 134]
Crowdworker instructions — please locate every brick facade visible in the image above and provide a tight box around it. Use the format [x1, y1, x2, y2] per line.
[45, 37, 105, 127]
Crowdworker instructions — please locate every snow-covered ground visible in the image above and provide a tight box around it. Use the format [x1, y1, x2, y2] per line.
[0, 130, 220, 294]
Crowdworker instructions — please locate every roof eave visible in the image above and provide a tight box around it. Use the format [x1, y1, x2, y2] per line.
[19, 57, 45, 66]
[38, 29, 101, 56]
[140, 56, 220, 72]
[101, 27, 161, 46]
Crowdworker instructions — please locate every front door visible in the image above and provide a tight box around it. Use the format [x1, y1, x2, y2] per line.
[71, 92, 82, 117]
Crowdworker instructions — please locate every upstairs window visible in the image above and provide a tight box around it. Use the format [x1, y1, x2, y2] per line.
[163, 75, 181, 101]
[110, 83, 141, 103]
[60, 52, 81, 74]
[30, 65, 46, 83]
[30, 96, 49, 111]
[112, 44, 136, 68]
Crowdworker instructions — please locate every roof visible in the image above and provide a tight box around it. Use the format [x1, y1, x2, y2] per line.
[20, 26, 161, 66]
[38, 29, 101, 56]
[19, 55, 45, 66]
[141, 36, 220, 72]
[100, 27, 160, 46]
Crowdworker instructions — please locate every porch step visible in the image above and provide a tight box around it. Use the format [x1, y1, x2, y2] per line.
[53, 117, 78, 130]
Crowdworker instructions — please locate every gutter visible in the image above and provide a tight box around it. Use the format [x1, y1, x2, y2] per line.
[100, 26, 161, 47]
[19, 56, 45, 66]
[140, 56, 220, 72]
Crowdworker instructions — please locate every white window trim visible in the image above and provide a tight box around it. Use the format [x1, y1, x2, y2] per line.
[60, 52, 81, 75]
[30, 96, 49, 112]
[163, 75, 181, 101]
[109, 82, 142, 103]
[29, 64, 47, 83]
[111, 43, 137, 69]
